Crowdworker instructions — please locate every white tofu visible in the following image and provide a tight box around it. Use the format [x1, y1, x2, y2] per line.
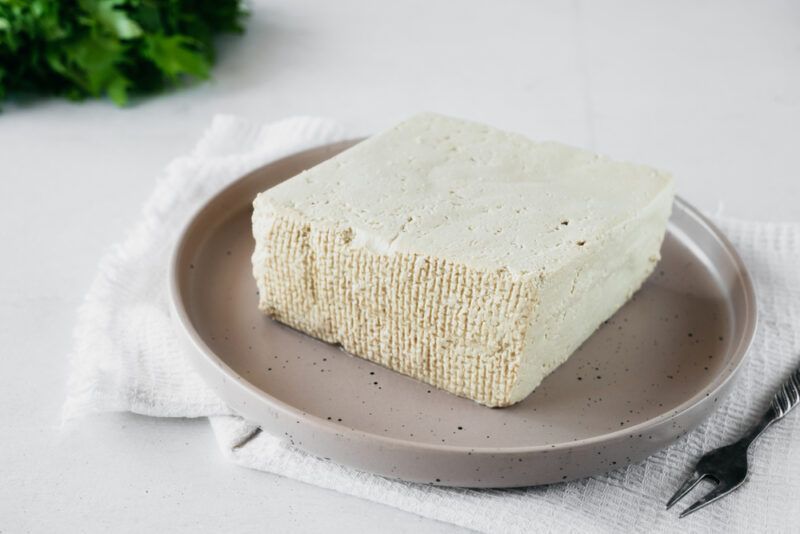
[252, 113, 673, 407]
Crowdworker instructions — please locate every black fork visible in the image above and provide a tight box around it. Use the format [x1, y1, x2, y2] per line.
[666, 365, 800, 517]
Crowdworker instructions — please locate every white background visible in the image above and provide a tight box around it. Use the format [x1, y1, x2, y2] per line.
[1, 1, 798, 532]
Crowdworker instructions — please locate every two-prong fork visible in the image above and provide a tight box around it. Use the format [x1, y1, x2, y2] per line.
[666, 365, 800, 518]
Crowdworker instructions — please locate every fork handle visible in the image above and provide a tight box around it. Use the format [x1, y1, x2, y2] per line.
[740, 367, 800, 449]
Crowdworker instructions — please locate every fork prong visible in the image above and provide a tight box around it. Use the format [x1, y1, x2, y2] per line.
[666, 471, 706, 510]
[679, 481, 740, 518]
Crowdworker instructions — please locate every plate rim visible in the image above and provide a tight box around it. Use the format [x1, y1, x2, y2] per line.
[168, 140, 758, 456]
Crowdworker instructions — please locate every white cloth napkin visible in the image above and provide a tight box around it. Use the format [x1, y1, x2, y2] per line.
[64, 115, 800, 533]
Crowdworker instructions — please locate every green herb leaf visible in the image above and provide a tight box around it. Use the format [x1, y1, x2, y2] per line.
[143, 34, 209, 80]
[80, 0, 144, 40]
[0, 0, 246, 106]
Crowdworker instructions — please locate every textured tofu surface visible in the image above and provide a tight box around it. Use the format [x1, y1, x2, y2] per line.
[252, 113, 674, 407]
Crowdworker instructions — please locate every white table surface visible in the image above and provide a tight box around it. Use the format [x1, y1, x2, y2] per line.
[1, 1, 798, 532]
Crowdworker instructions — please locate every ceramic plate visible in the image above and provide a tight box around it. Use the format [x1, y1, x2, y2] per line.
[169, 140, 756, 487]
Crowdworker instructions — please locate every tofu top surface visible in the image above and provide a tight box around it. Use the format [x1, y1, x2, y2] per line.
[255, 113, 674, 276]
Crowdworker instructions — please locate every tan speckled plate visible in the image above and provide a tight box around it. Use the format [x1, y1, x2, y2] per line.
[169, 140, 756, 488]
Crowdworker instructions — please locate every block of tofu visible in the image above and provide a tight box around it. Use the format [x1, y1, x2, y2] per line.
[251, 113, 673, 407]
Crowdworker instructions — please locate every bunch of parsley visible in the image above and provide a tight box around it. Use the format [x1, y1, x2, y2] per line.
[0, 0, 245, 105]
